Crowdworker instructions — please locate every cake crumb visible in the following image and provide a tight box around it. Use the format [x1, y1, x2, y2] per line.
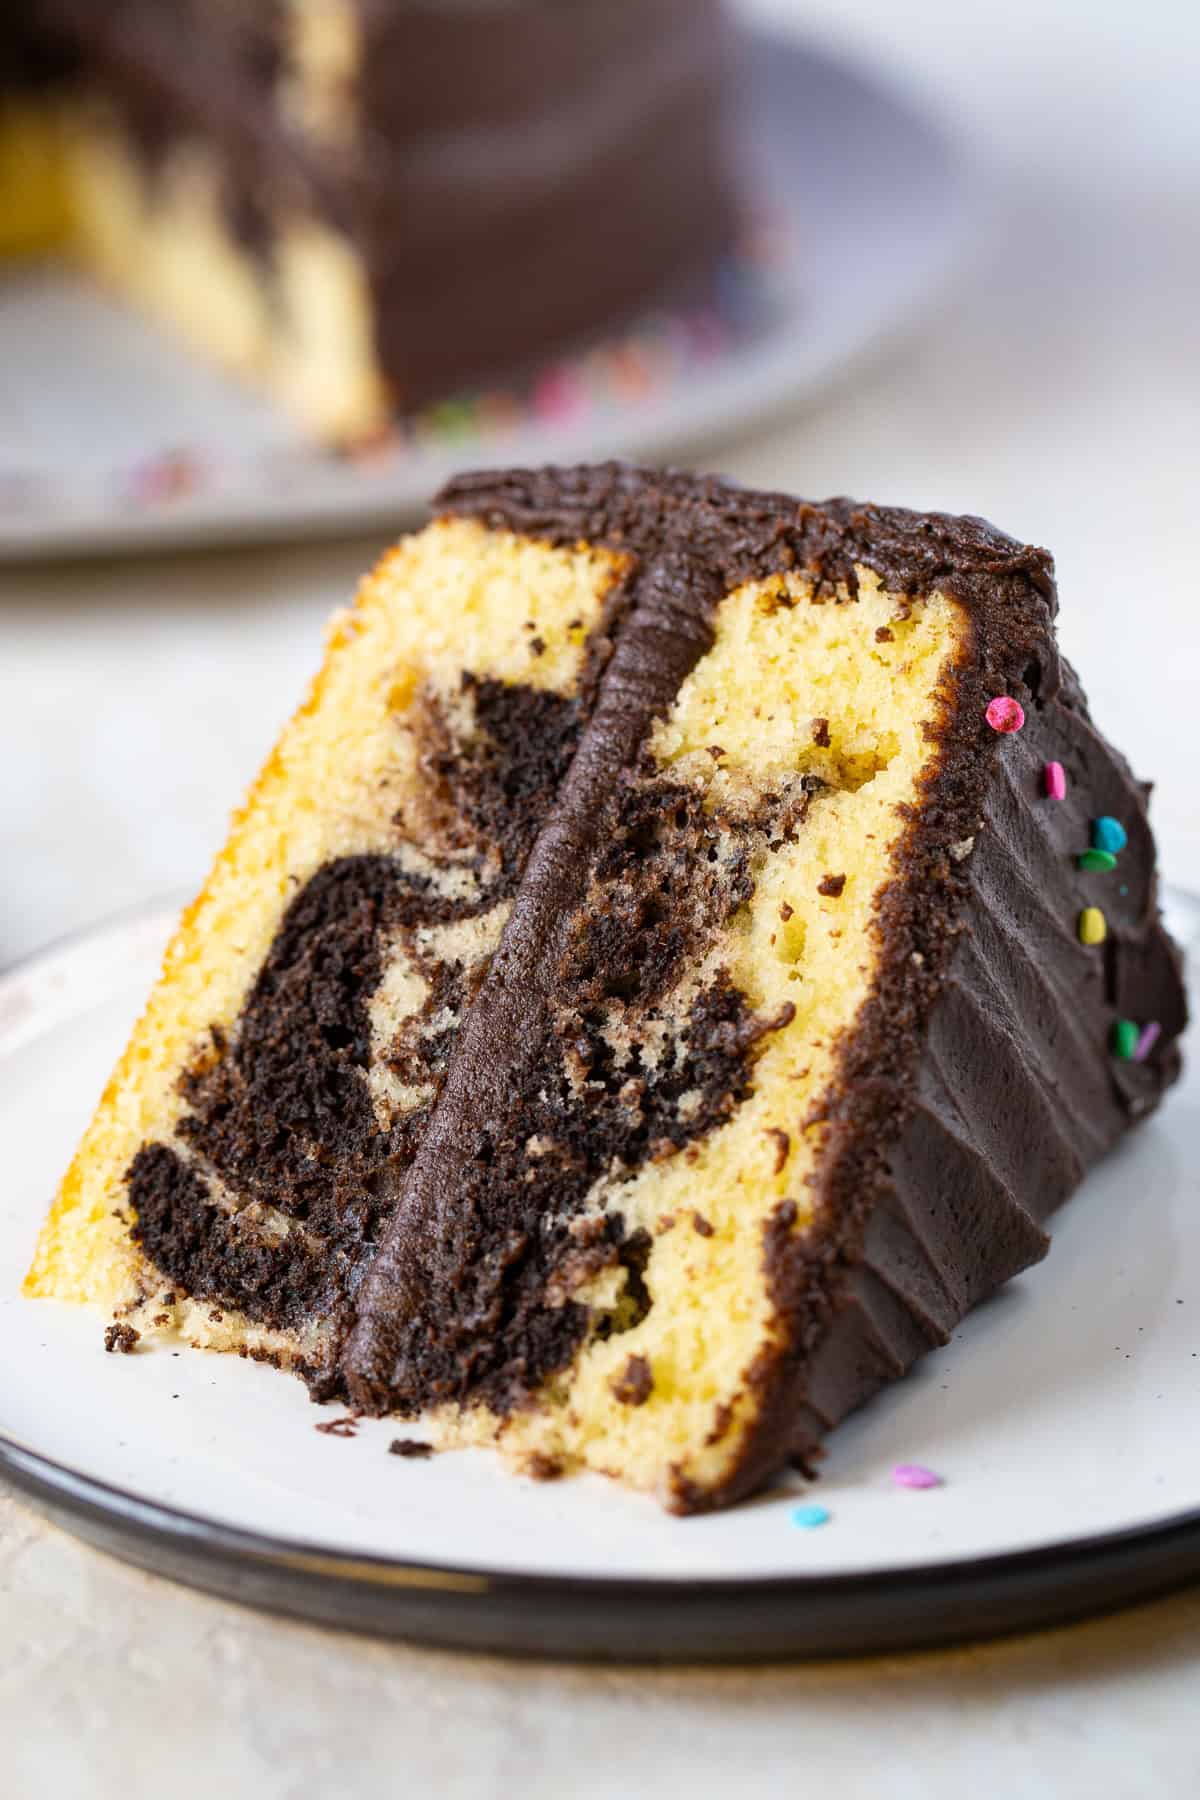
[389, 1438, 434, 1460]
[610, 1354, 654, 1407]
[524, 1452, 565, 1483]
[811, 716, 831, 748]
[704, 1402, 734, 1447]
[818, 873, 846, 897]
[529, 636, 546, 657]
[103, 1323, 140, 1355]
[765, 1128, 790, 1174]
[779, 901, 794, 921]
[875, 625, 894, 643]
[315, 1415, 359, 1438]
[692, 1211, 715, 1238]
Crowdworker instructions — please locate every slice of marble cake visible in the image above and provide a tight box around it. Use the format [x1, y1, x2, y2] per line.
[26, 464, 1186, 1512]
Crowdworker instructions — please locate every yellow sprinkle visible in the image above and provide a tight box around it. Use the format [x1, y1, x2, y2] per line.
[1078, 906, 1107, 946]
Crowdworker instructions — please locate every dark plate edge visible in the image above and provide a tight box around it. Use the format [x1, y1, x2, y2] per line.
[2, 1434, 1198, 1662]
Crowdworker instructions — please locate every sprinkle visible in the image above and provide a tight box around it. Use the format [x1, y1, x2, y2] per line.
[126, 448, 205, 504]
[1078, 849, 1118, 872]
[791, 1504, 831, 1530]
[1043, 761, 1067, 800]
[892, 1463, 943, 1490]
[1092, 816, 1128, 855]
[1134, 1021, 1162, 1062]
[1078, 907, 1107, 946]
[986, 696, 1025, 733]
[531, 365, 586, 424]
[1112, 1019, 1139, 1061]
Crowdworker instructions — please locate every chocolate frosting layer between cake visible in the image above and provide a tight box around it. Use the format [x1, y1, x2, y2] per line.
[341, 464, 1184, 1507]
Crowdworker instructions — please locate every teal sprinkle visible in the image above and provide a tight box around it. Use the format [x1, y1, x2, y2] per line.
[1112, 1019, 1139, 1061]
[1093, 816, 1128, 854]
[1119, 884, 1129, 896]
[791, 1504, 831, 1530]
[1078, 848, 1118, 872]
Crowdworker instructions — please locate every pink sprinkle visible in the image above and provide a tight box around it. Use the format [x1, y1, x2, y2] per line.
[531, 366, 586, 425]
[892, 1463, 943, 1490]
[1043, 760, 1067, 800]
[1134, 1022, 1162, 1063]
[986, 696, 1025, 734]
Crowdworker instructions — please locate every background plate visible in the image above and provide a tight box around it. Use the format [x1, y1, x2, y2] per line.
[0, 891, 1196, 1659]
[0, 33, 978, 561]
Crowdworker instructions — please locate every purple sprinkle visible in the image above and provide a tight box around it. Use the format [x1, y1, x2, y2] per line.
[1134, 1022, 1162, 1063]
[892, 1463, 943, 1490]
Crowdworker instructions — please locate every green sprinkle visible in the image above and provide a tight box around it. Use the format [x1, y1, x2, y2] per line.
[1112, 1019, 1139, 1061]
[1078, 907, 1106, 946]
[1093, 817, 1128, 854]
[1078, 848, 1118, 872]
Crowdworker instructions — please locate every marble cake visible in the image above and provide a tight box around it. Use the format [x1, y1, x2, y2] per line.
[1, 1, 734, 437]
[25, 464, 1186, 1511]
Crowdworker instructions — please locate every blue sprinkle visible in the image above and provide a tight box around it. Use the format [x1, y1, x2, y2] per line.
[791, 1503, 831, 1530]
[1093, 816, 1128, 855]
[1119, 883, 1129, 896]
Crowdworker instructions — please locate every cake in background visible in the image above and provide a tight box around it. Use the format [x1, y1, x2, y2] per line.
[25, 464, 1186, 1513]
[0, 2, 736, 439]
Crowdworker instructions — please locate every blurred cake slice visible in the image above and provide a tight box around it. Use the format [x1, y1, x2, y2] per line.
[26, 464, 1186, 1511]
[2, 2, 735, 438]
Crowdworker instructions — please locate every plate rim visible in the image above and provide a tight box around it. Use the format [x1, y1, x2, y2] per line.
[1, 893, 1198, 1658]
[3, 1432, 1199, 1660]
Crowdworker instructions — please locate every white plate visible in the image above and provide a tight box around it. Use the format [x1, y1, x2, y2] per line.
[0, 892, 1195, 1659]
[0, 34, 979, 561]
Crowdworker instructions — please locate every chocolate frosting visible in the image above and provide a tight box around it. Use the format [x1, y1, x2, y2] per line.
[344, 464, 1184, 1508]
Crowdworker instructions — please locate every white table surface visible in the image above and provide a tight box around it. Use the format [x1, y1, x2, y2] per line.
[2, 0, 1199, 1791]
